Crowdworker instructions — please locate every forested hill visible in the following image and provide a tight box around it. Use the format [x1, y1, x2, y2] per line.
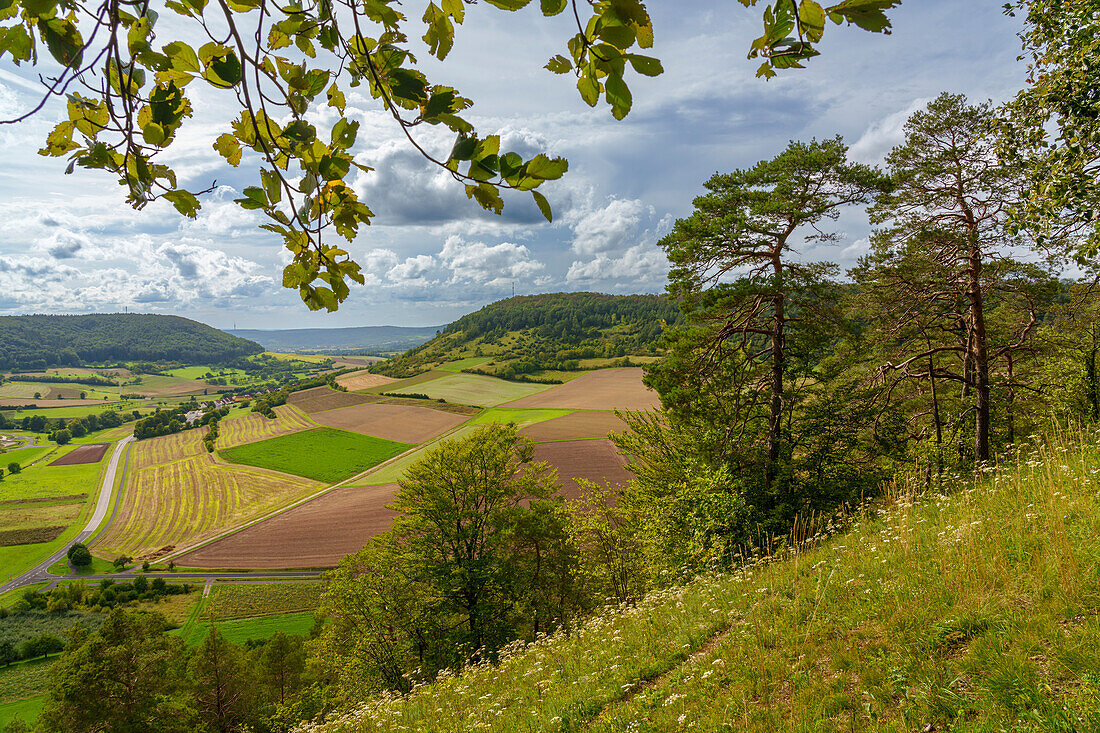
[228, 324, 441, 353]
[0, 313, 264, 370]
[373, 292, 679, 378]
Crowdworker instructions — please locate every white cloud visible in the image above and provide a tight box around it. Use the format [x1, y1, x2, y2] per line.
[848, 98, 932, 164]
[439, 236, 544, 286]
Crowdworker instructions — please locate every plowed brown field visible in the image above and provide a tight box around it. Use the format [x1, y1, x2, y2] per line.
[176, 484, 400, 569]
[49, 443, 110, 465]
[519, 411, 628, 442]
[505, 369, 658, 411]
[287, 386, 379, 413]
[534, 439, 633, 500]
[311, 403, 469, 443]
[336, 371, 397, 391]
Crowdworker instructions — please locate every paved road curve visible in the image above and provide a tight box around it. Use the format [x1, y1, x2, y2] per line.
[0, 435, 135, 595]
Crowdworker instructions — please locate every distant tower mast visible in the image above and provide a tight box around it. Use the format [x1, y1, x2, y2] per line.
[512, 282, 515, 298]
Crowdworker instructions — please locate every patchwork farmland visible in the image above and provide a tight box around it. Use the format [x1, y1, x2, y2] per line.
[218, 404, 318, 448]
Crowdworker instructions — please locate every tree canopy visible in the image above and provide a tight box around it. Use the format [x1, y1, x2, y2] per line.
[0, 0, 899, 311]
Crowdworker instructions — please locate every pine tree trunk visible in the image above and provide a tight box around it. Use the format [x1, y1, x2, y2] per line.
[967, 241, 991, 462]
[766, 289, 784, 488]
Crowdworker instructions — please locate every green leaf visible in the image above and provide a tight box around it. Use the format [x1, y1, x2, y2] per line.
[798, 0, 826, 41]
[141, 122, 166, 146]
[577, 73, 599, 107]
[540, 0, 566, 14]
[545, 54, 571, 74]
[164, 40, 200, 72]
[449, 135, 478, 161]
[525, 154, 568, 180]
[604, 72, 632, 120]
[327, 83, 346, 113]
[38, 18, 83, 68]
[213, 132, 242, 165]
[482, 0, 532, 9]
[209, 52, 242, 86]
[260, 168, 282, 204]
[319, 153, 351, 181]
[626, 53, 662, 77]
[331, 118, 359, 149]
[532, 189, 552, 222]
[163, 190, 200, 217]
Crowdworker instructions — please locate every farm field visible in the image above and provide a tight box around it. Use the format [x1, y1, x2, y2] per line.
[183, 611, 316, 646]
[0, 401, 147, 419]
[311, 402, 469, 443]
[359, 369, 447, 394]
[0, 694, 45, 728]
[436, 356, 491, 372]
[93, 430, 324, 560]
[219, 428, 411, 483]
[0, 499, 82, 537]
[519, 410, 629, 441]
[177, 484, 401, 569]
[0, 659, 51, 729]
[0, 445, 53, 468]
[207, 582, 323, 619]
[48, 442, 109, 465]
[469, 407, 574, 429]
[388, 372, 551, 407]
[286, 385, 378, 413]
[504, 368, 659, 410]
[218, 404, 317, 449]
[533, 439, 633, 500]
[334, 370, 396, 391]
[0, 449, 105, 501]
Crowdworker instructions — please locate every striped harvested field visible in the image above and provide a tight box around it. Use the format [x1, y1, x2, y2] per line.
[93, 450, 324, 561]
[219, 405, 316, 448]
[131, 429, 206, 470]
[287, 386, 379, 414]
[335, 371, 396, 391]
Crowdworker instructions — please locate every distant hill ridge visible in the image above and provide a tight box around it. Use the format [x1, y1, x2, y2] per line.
[374, 292, 679, 378]
[0, 313, 263, 370]
[228, 324, 442, 353]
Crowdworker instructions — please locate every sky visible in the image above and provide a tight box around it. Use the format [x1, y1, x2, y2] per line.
[0, 1, 1029, 330]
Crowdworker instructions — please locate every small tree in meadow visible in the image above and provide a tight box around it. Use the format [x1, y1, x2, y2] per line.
[7, 462, 19, 475]
[67, 543, 92, 568]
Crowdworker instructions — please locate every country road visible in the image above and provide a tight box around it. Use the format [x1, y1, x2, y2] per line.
[0, 435, 134, 595]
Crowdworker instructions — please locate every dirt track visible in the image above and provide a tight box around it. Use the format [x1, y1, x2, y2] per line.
[311, 403, 469, 443]
[49, 443, 110, 465]
[534, 439, 633, 500]
[176, 484, 400, 569]
[520, 411, 628, 442]
[505, 369, 659, 411]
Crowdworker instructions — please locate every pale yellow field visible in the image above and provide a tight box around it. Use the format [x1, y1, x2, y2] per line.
[218, 404, 317, 449]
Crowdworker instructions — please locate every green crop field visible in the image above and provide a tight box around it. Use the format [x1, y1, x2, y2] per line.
[220, 428, 411, 483]
[0, 501, 93, 582]
[359, 370, 447, 395]
[0, 401, 147, 419]
[387, 373, 552, 407]
[0, 446, 53, 468]
[181, 610, 317, 646]
[467, 407, 574, 427]
[207, 582, 323, 620]
[0, 694, 46, 728]
[353, 424, 483, 486]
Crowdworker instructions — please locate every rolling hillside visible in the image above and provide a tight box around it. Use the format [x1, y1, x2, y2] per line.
[373, 292, 679, 379]
[310, 428, 1100, 732]
[228, 325, 441, 353]
[0, 314, 263, 370]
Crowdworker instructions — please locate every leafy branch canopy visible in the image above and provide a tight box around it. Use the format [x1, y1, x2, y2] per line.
[0, 0, 897, 310]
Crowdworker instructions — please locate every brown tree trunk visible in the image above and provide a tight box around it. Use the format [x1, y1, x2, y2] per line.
[766, 273, 785, 489]
[929, 349, 943, 474]
[1006, 351, 1015, 444]
[967, 240, 990, 462]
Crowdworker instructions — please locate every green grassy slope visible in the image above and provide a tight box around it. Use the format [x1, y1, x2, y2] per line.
[313, 426, 1100, 733]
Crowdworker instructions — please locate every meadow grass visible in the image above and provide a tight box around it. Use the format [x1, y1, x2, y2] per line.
[219, 428, 412, 483]
[0, 446, 52, 468]
[0, 401, 147, 419]
[0, 656, 53, 704]
[352, 425, 482, 486]
[307, 425, 1100, 733]
[46, 554, 116, 576]
[0, 497, 94, 581]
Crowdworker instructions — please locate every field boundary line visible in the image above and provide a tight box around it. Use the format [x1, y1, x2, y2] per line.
[158, 419, 476, 566]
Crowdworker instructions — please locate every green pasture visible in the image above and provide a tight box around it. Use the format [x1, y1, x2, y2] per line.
[468, 407, 574, 428]
[219, 427, 412, 483]
[179, 610, 317, 646]
[388, 373, 551, 407]
[0, 694, 46, 728]
[0, 401, 147, 419]
[436, 356, 492, 373]
[0, 583, 46, 609]
[0, 500, 94, 583]
[46, 554, 116, 576]
[0, 446, 53, 468]
[0, 451, 105, 502]
[207, 582, 323, 620]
